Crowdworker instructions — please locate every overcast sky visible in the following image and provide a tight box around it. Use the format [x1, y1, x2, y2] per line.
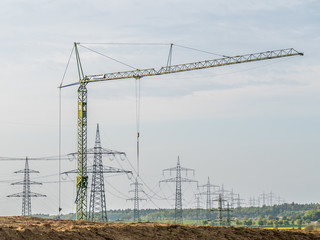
[0, 0, 319, 216]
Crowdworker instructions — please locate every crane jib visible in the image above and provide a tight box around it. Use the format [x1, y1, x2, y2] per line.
[80, 48, 303, 84]
[59, 48, 303, 88]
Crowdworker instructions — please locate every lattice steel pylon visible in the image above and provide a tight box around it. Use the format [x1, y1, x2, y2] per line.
[88, 124, 106, 222]
[64, 123, 132, 221]
[127, 177, 146, 222]
[7, 157, 46, 216]
[159, 156, 198, 224]
[212, 193, 226, 226]
[60, 43, 302, 220]
[198, 177, 219, 221]
[194, 194, 203, 223]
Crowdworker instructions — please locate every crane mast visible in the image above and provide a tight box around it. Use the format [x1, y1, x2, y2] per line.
[63, 42, 302, 220]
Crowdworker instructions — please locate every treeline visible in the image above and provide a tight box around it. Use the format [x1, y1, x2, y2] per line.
[32, 202, 320, 224]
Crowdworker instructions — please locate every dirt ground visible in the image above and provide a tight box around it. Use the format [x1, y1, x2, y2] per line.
[0, 217, 319, 240]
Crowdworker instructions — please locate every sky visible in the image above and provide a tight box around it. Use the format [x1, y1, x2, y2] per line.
[0, 0, 319, 216]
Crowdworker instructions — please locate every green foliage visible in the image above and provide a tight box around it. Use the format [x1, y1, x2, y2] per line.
[39, 202, 319, 229]
[295, 219, 302, 230]
[257, 217, 265, 227]
[244, 219, 253, 226]
[304, 209, 320, 221]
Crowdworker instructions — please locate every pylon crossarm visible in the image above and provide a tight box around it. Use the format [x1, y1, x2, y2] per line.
[180, 167, 195, 176]
[126, 197, 146, 201]
[101, 166, 132, 174]
[159, 177, 176, 184]
[29, 192, 47, 197]
[7, 192, 46, 197]
[67, 148, 126, 157]
[180, 177, 198, 183]
[14, 169, 39, 174]
[11, 180, 42, 185]
[62, 165, 132, 174]
[7, 193, 23, 197]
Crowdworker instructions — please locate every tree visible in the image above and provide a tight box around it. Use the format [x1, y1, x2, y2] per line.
[304, 210, 320, 221]
[244, 219, 253, 227]
[257, 217, 264, 227]
[296, 219, 302, 230]
[273, 220, 279, 229]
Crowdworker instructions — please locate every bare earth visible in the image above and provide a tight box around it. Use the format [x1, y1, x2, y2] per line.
[0, 217, 319, 240]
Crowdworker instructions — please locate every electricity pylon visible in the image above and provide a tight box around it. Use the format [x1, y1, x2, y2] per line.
[159, 156, 198, 224]
[7, 157, 46, 216]
[60, 43, 303, 220]
[219, 184, 231, 208]
[226, 202, 232, 226]
[89, 123, 107, 221]
[198, 177, 219, 221]
[212, 193, 227, 226]
[236, 194, 245, 208]
[194, 194, 203, 223]
[127, 177, 146, 222]
[89, 124, 133, 222]
[260, 192, 267, 206]
[63, 124, 132, 221]
[268, 191, 275, 206]
[228, 189, 236, 209]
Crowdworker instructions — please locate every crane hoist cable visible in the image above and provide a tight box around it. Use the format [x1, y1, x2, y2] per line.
[135, 76, 141, 177]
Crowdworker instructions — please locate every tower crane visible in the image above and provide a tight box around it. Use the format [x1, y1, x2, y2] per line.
[60, 42, 303, 220]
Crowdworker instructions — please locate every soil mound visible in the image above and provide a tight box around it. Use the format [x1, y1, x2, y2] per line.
[0, 216, 319, 240]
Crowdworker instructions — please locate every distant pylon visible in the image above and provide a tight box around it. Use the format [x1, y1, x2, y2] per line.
[7, 157, 46, 216]
[198, 177, 219, 221]
[212, 193, 226, 226]
[217, 193, 223, 226]
[194, 194, 203, 223]
[127, 177, 146, 222]
[159, 156, 197, 224]
[236, 194, 245, 208]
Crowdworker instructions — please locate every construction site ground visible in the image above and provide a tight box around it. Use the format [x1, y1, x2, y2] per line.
[0, 216, 319, 239]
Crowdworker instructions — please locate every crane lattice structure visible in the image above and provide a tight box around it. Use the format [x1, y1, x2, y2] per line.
[7, 157, 46, 216]
[60, 42, 303, 220]
[198, 177, 219, 221]
[127, 177, 146, 222]
[159, 156, 198, 224]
